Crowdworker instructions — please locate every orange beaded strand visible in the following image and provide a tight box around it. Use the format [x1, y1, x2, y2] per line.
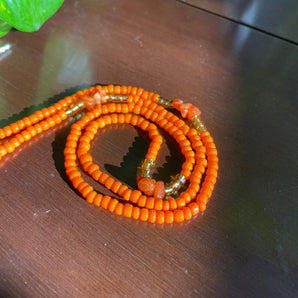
[0, 85, 218, 224]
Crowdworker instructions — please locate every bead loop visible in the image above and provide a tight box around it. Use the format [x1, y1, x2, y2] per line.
[0, 84, 218, 225]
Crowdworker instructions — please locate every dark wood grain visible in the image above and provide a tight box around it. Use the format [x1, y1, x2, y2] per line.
[181, 0, 298, 43]
[0, 0, 298, 297]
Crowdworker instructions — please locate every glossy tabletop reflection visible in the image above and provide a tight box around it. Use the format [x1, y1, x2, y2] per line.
[0, 0, 297, 297]
[182, 0, 298, 43]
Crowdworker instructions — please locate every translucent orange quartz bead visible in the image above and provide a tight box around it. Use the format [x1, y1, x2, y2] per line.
[153, 181, 165, 200]
[137, 178, 156, 196]
[187, 106, 201, 118]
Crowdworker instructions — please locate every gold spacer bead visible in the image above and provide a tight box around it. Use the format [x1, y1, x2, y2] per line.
[165, 174, 186, 194]
[191, 115, 206, 132]
[137, 158, 155, 179]
[156, 97, 173, 108]
[65, 100, 85, 116]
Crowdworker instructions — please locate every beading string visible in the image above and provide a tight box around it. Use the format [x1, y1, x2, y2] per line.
[0, 85, 218, 224]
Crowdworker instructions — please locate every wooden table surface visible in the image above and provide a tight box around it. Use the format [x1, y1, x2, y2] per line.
[1, 0, 297, 297]
[181, 0, 298, 43]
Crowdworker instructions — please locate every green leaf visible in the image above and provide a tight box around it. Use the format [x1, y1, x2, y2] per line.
[0, 18, 11, 37]
[0, 0, 64, 32]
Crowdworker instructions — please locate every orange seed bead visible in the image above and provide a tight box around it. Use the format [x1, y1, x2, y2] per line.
[174, 210, 184, 223]
[139, 208, 149, 221]
[101, 196, 111, 209]
[165, 211, 174, 224]
[148, 210, 157, 223]
[132, 207, 140, 220]
[123, 204, 133, 218]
